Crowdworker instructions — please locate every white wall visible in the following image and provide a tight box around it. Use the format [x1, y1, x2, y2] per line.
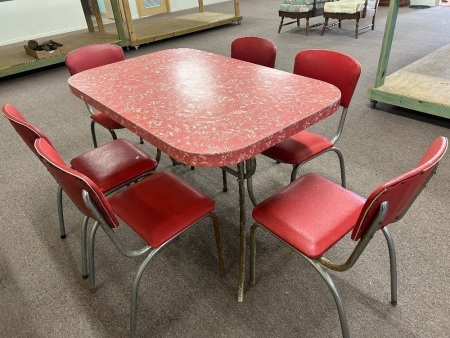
[170, 0, 227, 11]
[0, 0, 228, 47]
[0, 0, 87, 46]
[410, 0, 439, 6]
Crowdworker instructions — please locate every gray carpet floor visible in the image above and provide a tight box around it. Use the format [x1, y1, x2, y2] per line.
[1, 1, 449, 337]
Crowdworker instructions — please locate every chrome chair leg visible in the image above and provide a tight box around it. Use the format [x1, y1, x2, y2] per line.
[90, 120, 98, 148]
[246, 175, 258, 206]
[90, 121, 122, 148]
[382, 227, 397, 305]
[245, 159, 258, 206]
[130, 213, 224, 337]
[222, 169, 228, 192]
[130, 247, 161, 338]
[249, 222, 259, 285]
[306, 258, 350, 338]
[56, 185, 66, 239]
[330, 147, 346, 188]
[109, 129, 118, 140]
[291, 164, 301, 182]
[290, 147, 346, 187]
[169, 156, 177, 166]
[208, 212, 226, 275]
[250, 223, 349, 338]
[58, 186, 91, 279]
[155, 148, 162, 163]
[237, 162, 246, 302]
[81, 216, 89, 278]
[88, 221, 101, 289]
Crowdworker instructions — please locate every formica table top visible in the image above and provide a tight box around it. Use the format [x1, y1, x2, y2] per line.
[69, 48, 341, 167]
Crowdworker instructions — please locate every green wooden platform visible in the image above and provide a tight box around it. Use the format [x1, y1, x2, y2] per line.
[368, 0, 450, 119]
[369, 44, 450, 119]
[0, 32, 123, 79]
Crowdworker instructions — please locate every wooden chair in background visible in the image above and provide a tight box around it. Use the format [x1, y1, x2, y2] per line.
[321, 0, 380, 39]
[278, 0, 327, 36]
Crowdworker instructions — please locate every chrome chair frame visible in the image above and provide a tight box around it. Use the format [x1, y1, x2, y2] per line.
[289, 106, 347, 185]
[250, 202, 395, 338]
[83, 190, 224, 338]
[249, 138, 447, 337]
[57, 168, 153, 277]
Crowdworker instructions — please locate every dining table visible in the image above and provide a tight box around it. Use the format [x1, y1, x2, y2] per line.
[68, 47, 341, 302]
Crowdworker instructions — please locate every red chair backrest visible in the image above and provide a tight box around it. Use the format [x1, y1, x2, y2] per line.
[65, 44, 125, 75]
[293, 49, 361, 108]
[2, 103, 54, 157]
[351, 136, 448, 240]
[231, 36, 277, 68]
[34, 138, 119, 228]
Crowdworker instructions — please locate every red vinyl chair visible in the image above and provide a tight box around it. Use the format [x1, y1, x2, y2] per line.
[35, 137, 225, 338]
[222, 37, 277, 195]
[65, 44, 148, 151]
[250, 136, 448, 338]
[231, 36, 277, 68]
[2, 103, 158, 278]
[262, 49, 361, 187]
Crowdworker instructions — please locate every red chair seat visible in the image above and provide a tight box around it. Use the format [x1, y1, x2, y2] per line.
[34, 138, 224, 337]
[260, 50, 361, 185]
[251, 137, 448, 338]
[262, 130, 333, 165]
[252, 173, 365, 258]
[70, 139, 158, 192]
[90, 111, 123, 130]
[109, 171, 215, 248]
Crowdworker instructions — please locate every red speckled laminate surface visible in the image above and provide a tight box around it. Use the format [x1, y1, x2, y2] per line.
[68, 48, 341, 167]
